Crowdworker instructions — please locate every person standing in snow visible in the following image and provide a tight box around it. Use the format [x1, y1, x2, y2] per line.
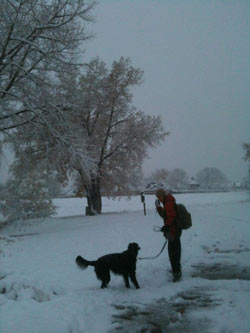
[155, 188, 182, 282]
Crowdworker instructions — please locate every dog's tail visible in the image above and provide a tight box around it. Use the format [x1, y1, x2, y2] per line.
[75, 255, 96, 269]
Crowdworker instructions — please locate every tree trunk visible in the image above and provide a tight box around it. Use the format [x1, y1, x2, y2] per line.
[85, 176, 102, 215]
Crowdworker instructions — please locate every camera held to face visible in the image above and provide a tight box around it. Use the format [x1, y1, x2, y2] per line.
[155, 199, 161, 207]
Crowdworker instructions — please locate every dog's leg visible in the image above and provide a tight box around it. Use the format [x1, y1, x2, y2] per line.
[95, 267, 110, 288]
[122, 273, 130, 288]
[100, 274, 110, 288]
[129, 272, 140, 289]
[101, 280, 109, 288]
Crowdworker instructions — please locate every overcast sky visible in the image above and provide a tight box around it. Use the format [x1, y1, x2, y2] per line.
[84, 0, 250, 182]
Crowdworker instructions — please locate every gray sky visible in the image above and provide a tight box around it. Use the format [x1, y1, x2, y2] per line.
[85, 0, 250, 182]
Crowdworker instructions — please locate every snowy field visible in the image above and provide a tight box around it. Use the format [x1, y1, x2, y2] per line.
[0, 192, 249, 333]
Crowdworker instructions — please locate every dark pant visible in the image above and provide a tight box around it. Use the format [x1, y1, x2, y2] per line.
[168, 236, 181, 275]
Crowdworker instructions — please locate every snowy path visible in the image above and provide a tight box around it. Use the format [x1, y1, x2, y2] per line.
[0, 192, 249, 332]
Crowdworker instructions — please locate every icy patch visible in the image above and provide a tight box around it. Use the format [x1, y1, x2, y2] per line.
[110, 288, 220, 332]
[191, 263, 250, 280]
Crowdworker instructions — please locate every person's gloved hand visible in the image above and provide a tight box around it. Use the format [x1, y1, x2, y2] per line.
[160, 225, 169, 233]
[155, 199, 161, 208]
[161, 225, 173, 240]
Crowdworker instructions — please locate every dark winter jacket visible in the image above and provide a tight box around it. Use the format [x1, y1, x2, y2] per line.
[156, 193, 180, 238]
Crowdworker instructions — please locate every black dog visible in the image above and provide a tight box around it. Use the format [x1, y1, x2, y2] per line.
[75, 243, 140, 289]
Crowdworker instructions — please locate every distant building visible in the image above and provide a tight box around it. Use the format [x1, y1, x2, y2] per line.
[232, 182, 242, 191]
[188, 177, 200, 190]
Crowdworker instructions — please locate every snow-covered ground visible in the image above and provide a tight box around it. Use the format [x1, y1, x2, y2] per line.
[0, 192, 249, 333]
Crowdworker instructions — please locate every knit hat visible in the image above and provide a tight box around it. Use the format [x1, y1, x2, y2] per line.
[155, 188, 166, 197]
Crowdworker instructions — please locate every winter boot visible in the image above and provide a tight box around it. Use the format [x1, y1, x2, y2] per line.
[172, 271, 182, 283]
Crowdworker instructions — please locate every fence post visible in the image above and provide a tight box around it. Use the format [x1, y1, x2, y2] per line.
[140, 192, 146, 216]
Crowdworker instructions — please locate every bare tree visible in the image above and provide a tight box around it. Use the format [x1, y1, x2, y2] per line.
[0, 0, 96, 132]
[167, 168, 188, 190]
[151, 169, 169, 183]
[72, 57, 168, 214]
[144, 169, 169, 189]
[196, 167, 229, 190]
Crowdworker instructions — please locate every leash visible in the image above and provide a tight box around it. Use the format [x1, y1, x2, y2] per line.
[138, 239, 168, 260]
[138, 225, 168, 260]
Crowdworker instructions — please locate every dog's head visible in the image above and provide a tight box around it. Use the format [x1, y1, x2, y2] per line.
[127, 242, 140, 256]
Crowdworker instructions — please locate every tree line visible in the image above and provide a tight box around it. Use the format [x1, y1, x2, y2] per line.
[143, 167, 231, 191]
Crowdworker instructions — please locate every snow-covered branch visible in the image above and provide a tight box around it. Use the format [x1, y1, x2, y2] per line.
[0, 0, 96, 131]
